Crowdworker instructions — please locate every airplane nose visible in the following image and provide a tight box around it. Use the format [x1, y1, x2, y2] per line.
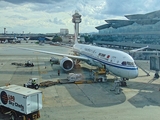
[134, 69, 138, 78]
[130, 69, 138, 79]
[127, 67, 138, 79]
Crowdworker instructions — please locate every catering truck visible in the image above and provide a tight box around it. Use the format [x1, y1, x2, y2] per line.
[0, 84, 42, 120]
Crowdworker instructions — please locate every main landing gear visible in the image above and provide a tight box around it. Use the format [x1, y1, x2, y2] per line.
[154, 71, 159, 79]
[120, 78, 128, 87]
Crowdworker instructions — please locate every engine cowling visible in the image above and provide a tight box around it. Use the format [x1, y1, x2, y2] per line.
[60, 57, 74, 71]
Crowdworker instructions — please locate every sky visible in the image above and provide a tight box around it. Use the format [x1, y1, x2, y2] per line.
[0, 0, 160, 34]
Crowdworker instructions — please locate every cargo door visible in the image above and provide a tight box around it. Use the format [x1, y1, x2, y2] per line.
[110, 56, 116, 63]
[110, 56, 119, 75]
[30, 94, 39, 112]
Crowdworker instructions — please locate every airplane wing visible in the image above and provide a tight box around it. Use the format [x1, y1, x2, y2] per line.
[17, 47, 89, 61]
[129, 45, 148, 53]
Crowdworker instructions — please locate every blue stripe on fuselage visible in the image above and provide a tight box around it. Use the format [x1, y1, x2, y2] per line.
[74, 49, 138, 70]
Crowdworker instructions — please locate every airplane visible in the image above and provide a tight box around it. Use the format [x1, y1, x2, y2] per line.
[16, 34, 148, 83]
[13, 19, 149, 86]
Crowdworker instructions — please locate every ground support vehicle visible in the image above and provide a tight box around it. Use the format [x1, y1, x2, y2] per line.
[11, 61, 34, 67]
[25, 60, 34, 67]
[67, 73, 83, 82]
[50, 57, 59, 65]
[0, 84, 42, 120]
[40, 81, 57, 87]
[24, 78, 39, 90]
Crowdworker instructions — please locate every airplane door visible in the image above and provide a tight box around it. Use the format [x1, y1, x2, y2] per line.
[110, 56, 117, 73]
[110, 56, 116, 63]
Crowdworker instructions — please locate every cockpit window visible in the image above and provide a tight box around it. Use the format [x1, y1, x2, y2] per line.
[122, 61, 126, 65]
[122, 61, 135, 66]
[127, 62, 134, 66]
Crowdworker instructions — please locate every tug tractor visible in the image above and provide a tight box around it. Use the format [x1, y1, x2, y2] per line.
[25, 60, 34, 67]
[24, 78, 39, 90]
[50, 57, 59, 64]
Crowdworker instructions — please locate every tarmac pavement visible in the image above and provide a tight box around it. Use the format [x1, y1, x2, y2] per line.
[0, 42, 160, 120]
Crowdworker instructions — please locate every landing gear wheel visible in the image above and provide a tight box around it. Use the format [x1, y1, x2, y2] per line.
[0, 106, 4, 114]
[31, 63, 34, 67]
[154, 73, 159, 78]
[10, 111, 17, 120]
[35, 84, 39, 90]
[120, 81, 127, 87]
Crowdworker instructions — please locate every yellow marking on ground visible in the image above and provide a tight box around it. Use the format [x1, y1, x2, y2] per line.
[40, 71, 47, 74]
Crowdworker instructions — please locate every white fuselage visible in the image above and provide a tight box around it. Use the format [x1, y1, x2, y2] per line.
[73, 43, 138, 79]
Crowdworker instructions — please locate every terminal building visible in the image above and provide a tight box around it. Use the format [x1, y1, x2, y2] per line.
[95, 10, 160, 45]
[60, 29, 69, 35]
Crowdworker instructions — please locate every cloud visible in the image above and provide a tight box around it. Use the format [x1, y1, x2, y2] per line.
[6, 15, 28, 20]
[3, 0, 64, 4]
[48, 18, 65, 25]
[104, 0, 160, 16]
[1, 0, 160, 33]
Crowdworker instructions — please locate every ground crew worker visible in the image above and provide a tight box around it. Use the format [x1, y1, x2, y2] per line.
[32, 80, 36, 86]
[58, 70, 60, 76]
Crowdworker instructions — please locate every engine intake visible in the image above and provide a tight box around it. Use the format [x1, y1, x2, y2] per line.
[60, 57, 74, 71]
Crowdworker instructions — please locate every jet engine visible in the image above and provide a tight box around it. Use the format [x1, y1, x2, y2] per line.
[60, 57, 74, 71]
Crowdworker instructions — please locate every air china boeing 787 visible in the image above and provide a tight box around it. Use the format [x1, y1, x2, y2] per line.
[73, 42, 138, 79]
[17, 34, 145, 81]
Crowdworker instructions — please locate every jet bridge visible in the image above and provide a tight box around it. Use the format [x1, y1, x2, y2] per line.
[150, 56, 160, 78]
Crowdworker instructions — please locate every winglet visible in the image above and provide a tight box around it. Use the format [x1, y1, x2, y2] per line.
[129, 45, 149, 53]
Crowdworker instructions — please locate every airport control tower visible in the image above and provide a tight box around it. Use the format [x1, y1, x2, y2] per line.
[72, 11, 81, 38]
